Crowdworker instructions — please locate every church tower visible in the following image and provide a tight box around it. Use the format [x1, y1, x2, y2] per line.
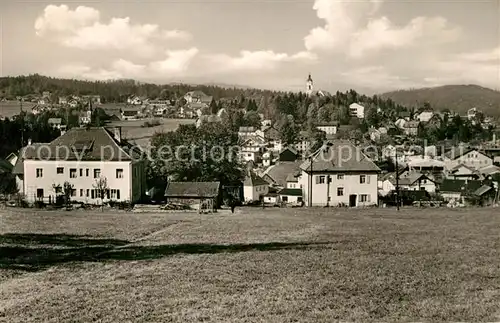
[306, 73, 313, 96]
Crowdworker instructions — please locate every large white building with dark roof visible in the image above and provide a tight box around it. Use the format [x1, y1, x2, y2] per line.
[298, 140, 380, 207]
[19, 127, 146, 204]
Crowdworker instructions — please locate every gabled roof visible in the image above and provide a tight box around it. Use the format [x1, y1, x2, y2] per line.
[285, 172, 299, 183]
[243, 170, 268, 187]
[479, 164, 500, 176]
[397, 171, 434, 186]
[299, 140, 380, 173]
[263, 161, 302, 187]
[445, 148, 491, 160]
[165, 181, 220, 198]
[450, 163, 476, 173]
[22, 127, 141, 162]
[280, 147, 298, 156]
[278, 188, 302, 196]
[474, 185, 493, 196]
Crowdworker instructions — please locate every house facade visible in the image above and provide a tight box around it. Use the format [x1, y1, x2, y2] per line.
[349, 103, 365, 119]
[298, 140, 380, 207]
[316, 123, 338, 135]
[444, 149, 493, 171]
[243, 170, 269, 203]
[20, 127, 145, 204]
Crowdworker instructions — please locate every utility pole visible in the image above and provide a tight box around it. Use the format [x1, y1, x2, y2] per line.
[326, 175, 330, 207]
[309, 155, 313, 207]
[395, 148, 400, 211]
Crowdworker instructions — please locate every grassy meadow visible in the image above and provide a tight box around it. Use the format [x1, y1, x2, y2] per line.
[1, 207, 499, 322]
[0, 101, 36, 118]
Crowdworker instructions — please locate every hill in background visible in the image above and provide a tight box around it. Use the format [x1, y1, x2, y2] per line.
[380, 85, 500, 118]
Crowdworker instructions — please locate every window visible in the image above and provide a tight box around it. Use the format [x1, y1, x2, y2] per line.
[360, 175, 366, 184]
[328, 197, 331, 202]
[337, 187, 344, 196]
[57, 167, 64, 174]
[316, 175, 326, 184]
[70, 168, 77, 178]
[80, 189, 84, 197]
[71, 189, 76, 197]
[110, 189, 121, 200]
[86, 169, 90, 177]
[360, 194, 371, 202]
[337, 174, 344, 180]
[91, 190, 95, 199]
[86, 189, 90, 197]
[80, 169, 83, 177]
[94, 169, 101, 178]
[116, 169, 124, 179]
[297, 197, 303, 202]
[282, 196, 288, 202]
[36, 188, 44, 199]
[36, 168, 43, 178]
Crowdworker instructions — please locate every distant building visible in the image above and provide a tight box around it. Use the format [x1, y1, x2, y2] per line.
[195, 114, 222, 128]
[349, 103, 365, 119]
[306, 74, 314, 97]
[184, 91, 213, 105]
[403, 120, 420, 136]
[316, 123, 338, 135]
[242, 170, 269, 203]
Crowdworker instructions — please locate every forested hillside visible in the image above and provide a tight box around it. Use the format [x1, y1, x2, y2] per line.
[380, 85, 500, 118]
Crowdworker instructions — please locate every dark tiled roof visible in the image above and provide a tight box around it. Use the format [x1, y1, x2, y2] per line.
[440, 179, 483, 193]
[300, 140, 380, 173]
[280, 147, 298, 156]
[243, 170, 269, 187]
[165, 182, 220, 198]
[278, 188, 303, 196]
[23, 127, 140, 162]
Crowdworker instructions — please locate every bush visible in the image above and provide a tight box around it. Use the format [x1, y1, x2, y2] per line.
[141, 120, 161, 128]
[34, 201, 46, 209]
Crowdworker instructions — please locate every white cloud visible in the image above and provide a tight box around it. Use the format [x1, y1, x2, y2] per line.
[150, 48, 199, 73]
[56, 47, 200, 81]
[35, 4, 192, 57]
[206, 50, 317, 72]
[305, 0, 460, 58]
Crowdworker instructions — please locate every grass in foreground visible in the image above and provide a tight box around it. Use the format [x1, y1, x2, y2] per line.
[1, 207, 499, 322]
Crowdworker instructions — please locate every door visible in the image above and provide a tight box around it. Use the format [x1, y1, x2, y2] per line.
[349, 194, 357, 207]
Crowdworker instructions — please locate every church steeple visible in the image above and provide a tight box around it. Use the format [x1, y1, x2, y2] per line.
[306, 73, 313, 96]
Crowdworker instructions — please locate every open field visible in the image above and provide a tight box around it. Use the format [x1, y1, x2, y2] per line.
[1, 207, 500, 322]
[0, 101, 36, 118]
[107, 118, 195, 147]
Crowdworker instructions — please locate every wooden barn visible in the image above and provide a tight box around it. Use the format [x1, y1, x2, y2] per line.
[164, 181, 221, 213]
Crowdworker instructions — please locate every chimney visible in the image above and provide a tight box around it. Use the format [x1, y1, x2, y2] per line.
[27, 138, 32, 146]
[113, 127, 122, 143]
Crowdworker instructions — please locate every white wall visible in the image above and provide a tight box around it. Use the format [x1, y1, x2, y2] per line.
[280, 194, 302, 204]
[23, 160, 140, 204]
[243, 184, 269, 202]
[316, 126, 337, 135]
[299, 171, 378, 207]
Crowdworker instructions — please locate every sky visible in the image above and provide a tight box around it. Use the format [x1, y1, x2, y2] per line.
[0, 0, 499, 94]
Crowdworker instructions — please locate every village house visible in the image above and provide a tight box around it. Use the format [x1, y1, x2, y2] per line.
[423, 114, 442, 131]
[263, 126, 282, 152]
[58, 97, 68, 105]
[298, 140, 380, 207]
[316, 123, 338, 135]
[378, 172, 396, 196]
[48, 118, 63, 130]
[395, 118, 407, 130]
[242, 170, 269, 203]
[184, 91, 213, 105]
[294, 131, 310, 156]
[261, 119, 272, 128]
[195, 114, 222, 128]
[349, 103, 365, 119]
[239, 136, 266, 163]
[79, 110, 92, 126]
[397, 170, 437, 193]
[18, 127, 146, 204]
[416, 111, 434, 123]
[262, 150, 274, 168]
[444, 148, 493, 171]
[164, 181, 221, 212]
[403, 120, 420, 136]
[262, 160, 302, 188]
[127, 96, 143, 105]
[278, 147, 299, 162]
[447, 164, 481, 180]
[369, 127, 388, 142]
[82, 95, 101, 105]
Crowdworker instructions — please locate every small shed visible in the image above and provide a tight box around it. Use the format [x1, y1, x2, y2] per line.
[164, 181, 221, 213]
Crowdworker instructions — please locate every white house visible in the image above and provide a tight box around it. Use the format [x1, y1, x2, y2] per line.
[48, 118, 63, 130]
[395, 118, 407, 129]
[127, 96, 143, 105]
[349, 103, 365, 119]
[416, 111, 434, 122]
[239, 136, 265, 163]
[444, 148, 493, 171]
[298, 140, 380, 207]
[316, 123, 338, 135]
[447, 164, 480, 180]
[184, 91, 212, 105]
[398, 170, 437, 193]
[20, 127, 146, 204]
[243, 170, 269, 203]
[79, 110, 92, 125]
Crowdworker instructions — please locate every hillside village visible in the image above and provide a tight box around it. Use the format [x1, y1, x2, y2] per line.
[1, 74, 500, 211]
